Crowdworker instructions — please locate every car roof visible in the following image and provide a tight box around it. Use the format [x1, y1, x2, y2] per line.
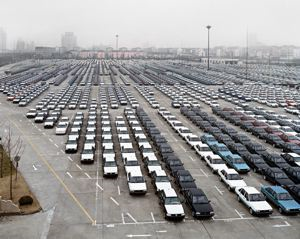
[240, 186, 260, 194]
[265, 185, 287, 194]
[187, 188, 205, 196]
[224, 168, 238, 174]
[154, 170, 167, 177]
[288, 153, 300, 157]
[163, 188, 177, 197]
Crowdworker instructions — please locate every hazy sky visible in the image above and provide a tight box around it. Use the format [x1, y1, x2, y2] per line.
[1, 0, 299, 49]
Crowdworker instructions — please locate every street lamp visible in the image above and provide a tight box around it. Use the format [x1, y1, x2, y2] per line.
[206, 25, 211, 70]
[115, 34, 119, 59]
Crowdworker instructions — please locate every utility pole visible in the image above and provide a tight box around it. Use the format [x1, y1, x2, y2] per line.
[115, 34, 119, 59]
[246, 28, 249, 80]
[206, 25, 211, 70]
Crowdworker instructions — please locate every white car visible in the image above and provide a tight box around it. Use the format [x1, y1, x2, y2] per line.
[171, 121, 185, 133]
[26, 109, 37, 118]
[121, 147, 137, 163]
[144, 157, 162, 174]
[127, 170, 147, 195]
[185, 134, 202, 148]
[55, 122, 69, 135]
[83, 139, 96, 150]
[205, 154, 228, 173]
[151, 170, 172, 192]
[235, 186, 273, 216]
[218, 168, 247, 191]
[65, 140, 78, 153]
[159, 188, 185, 220]
[195, 143, 214, 160]
[178, 127, 193, 139]
[81, 149, 95, 164]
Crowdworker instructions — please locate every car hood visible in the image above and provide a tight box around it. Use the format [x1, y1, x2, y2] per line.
[278, 200, 300, 210]
[148, 165, 162, 172]
[165, 204, 184, 215]
[155, 182, 172, 191]
[128, 182, 147, 191]
[104, 166, 118, 173]
[229, 180, 247, 188]
[193, 203, 214, 214]
[234, 163, 250, 170]
[250, 201, 273, 211]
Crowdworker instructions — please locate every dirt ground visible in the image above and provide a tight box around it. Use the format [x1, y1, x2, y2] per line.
[0, 147, 41, 215]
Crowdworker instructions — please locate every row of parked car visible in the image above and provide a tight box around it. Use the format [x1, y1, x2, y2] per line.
[135, 85, 160, 109]
[140, 107, 214, 219]
[178, 106, 300, 215]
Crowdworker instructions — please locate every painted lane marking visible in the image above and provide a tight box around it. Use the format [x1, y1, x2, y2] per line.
[76, 164, 82, 170]
[110, 197, 120, 206]
[66, 172, 73, 178]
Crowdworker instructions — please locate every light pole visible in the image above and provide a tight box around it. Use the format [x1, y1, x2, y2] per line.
[115, 34, 119, 59]
[206, 25, 211, 70]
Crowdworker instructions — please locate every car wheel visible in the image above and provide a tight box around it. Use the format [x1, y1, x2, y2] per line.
[263, 175, 267, 180]
[219, 177, 222, 182]
[249, 208, 254, 215]
[228, 185, 231, 191]
[253, 168, 257, 173]
[278, 207, 283, 214]
[237, 196, 241, 202]
[192, 211, 195, 217]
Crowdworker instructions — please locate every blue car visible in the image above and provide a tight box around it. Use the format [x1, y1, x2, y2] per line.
[201, 134, 218, 146]
[210, 143, 234, 159]
[225, 154, 250, 173]
[261, 185, 300, 214]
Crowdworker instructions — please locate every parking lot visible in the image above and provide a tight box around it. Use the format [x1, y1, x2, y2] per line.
[0, 60, 299, 239]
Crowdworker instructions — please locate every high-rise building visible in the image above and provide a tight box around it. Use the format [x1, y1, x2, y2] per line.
[16, 39, 25, 52]
[61, 32, 77, 51]
[0, 28, 7, 53]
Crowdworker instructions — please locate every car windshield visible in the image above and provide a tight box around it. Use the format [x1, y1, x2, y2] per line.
[274, 172, 288, 179]
[228, 174, 242, 180]
[231, 157, 244, 163]
[179, 175, 194, 182]
[142, 148, 153, 153]
[287, 135, 298, 140]
[147, 160, 160, 166]
[212, 158, 223, 164]
[248, 193, 265, 202]
[156, 176, 169, 182]
[165, 196, 181, 205]
[190, 137, 200, 142]
[126, 161, 139, 166]
[103, 149, 114, 154]
[277, 193, 293, 200]
[103, 139, 112, 143]
[129, 176, 144, 183]
[293, 157, 300, 162]
[104, 161, 116, 167]
[192, 195, 209, 204]
[122, 148, 134, 153]
[274, 157, 286, 163]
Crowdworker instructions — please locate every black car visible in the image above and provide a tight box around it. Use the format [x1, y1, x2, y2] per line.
[232, 134, 251, 145]
[152, 135, 168, 147]
[174, 170, 197, 191]
[250, 127, 267, 139]
[262, 167, 295, 187]
[281, 143, 300, 154]
[240, 121, 254, 132]
[262, 153, 290, 169]
[165, 157, 185, 175]
[283, 166, 300, 184]
[222, 127, 238, 137]
[286, 184, 300, 203]
[264, 134, 285, 148]
[244, 154, 269, 173]
[214, 134, 234, 145]
[245, 143, 266, 155]
[281, 153, 300, 167]
[198, 121, 211, 131]
[227, 143, 249, 157]
[157, 143, 174, 156]
[183, 188, 214, 218]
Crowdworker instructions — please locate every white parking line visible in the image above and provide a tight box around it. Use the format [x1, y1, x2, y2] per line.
[54, 143, 59, 148]
[200, 168, 208, 177]
[272, 221, 291, 228]
[234, 209, 244, 218]
[38, 128, 42, 132]
[66, 172, 73, 178]
[150, 212, 156, 223]
[32, 165, 38, 171]
[179, 145, 187, 152]
[126, 234, 151, 238]
[214, 185, 224, 195]
[68, 156, 73, 162]
[189, 156, 195, 161]
[110, 197, 120, 206]
[121, 213, 125, 224]
[49, 138, 53, 142]
[156, 230, 167, 233]
[85, 172, 91, 179]
[96, 182, 103, 191]
[127, 213, 138, 223]
[42, 132, 46, 136]
[76, 164, 82, 170]
[60, 149, 64, 154]
[117, 185, 121, 195]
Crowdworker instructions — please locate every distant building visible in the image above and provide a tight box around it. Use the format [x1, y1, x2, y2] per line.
[35, 46, 56, 57]
[201, 58, 239, 65]
[0, 28, 6, 53]
[16, 39, 25, 52]
[61, 32, 77, 51]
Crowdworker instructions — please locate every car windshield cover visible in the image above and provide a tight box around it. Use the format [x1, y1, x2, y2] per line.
[277, 193, 293, 200]
[165, 196, 181, 205]
[275, 172, 288, 179]
[130, 176, 144, 183]
[156, 176, 169, 182]
[192, 195, 209, 204]
[249, 193, 265, 202]
[228, 174, 242, 180]
[179, 175, 193, 182]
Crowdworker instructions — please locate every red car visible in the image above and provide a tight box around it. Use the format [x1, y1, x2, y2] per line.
[252, 121, 268, 129]
[280, 134, 300, 146]
[265, 127, 284, 136]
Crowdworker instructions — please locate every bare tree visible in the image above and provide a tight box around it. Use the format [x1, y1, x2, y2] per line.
[2, 124, 25, 200]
